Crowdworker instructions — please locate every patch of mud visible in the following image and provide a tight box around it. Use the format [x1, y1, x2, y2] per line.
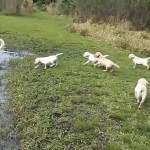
[0, 50, 29, 150]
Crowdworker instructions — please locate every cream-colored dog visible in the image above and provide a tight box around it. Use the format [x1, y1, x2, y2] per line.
[94, 52, 119, 72]
[83, 52, 109, 66]
[129, 54, 150, 69]
[135, 78, 149, 109]
[0, 38, 5, 51]
[35, 53, 63, 69]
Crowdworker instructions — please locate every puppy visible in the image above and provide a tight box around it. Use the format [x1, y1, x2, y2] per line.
[94, 52, 119, 72]
[35, 53, 63, 69]
[0, 38, 5, 51]
[83, 52, 109, 66]
[129, 54, 150, 69]
[135, 78, 149, 109]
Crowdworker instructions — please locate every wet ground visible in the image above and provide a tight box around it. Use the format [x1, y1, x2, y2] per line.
[0, 50, 28, 150]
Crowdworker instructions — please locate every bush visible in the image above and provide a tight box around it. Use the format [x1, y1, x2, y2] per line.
[66, 21, 150, 53]
[60, 0, 76, 15]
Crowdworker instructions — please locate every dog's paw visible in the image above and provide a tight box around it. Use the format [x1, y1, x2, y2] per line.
[138, 106, 142, 109]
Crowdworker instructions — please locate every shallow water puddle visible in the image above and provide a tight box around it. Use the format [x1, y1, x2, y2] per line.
[0, 50, 28, 150]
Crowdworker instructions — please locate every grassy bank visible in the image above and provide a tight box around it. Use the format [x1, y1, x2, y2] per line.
[1, 11, 150, 149]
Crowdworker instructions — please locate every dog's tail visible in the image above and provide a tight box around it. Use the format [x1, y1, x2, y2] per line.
[103, 55, 109, 58]
[113, 63, 120, 68]
[147, 57, 150, 61]
[56, 53, 63, 57]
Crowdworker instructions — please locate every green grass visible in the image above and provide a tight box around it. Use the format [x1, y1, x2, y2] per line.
[0, 11, 150, 149]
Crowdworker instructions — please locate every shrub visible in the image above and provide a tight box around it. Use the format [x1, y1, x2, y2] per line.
[66, 21, 150, 53]
[66, 24, 77, 33]
[79, 28, 88, 36]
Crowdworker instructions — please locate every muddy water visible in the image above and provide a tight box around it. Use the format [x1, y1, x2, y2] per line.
[0, 50, 28, 150]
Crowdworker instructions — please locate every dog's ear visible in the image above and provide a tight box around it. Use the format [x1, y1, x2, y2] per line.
[96, 52, 101, 57]
[137, 79, 140, 84]
[95, 53, 98, 58]
[146, 81, 149, 86]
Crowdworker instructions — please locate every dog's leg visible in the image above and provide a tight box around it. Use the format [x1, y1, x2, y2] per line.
[138, 92, 146, 109]
[110, 68, 113, 72]
[35, 65, 39, 68]
[84, 60, 90, 65]
[50, 64, 55, 67]
[55, 61, 58, 67]
[136, 99, 140, 105]
[147, 64, 149, 69]
[97, 64, 102, 68]
[138, 101, 144, 109]
[45, 64, 47, 69]
[133, 63, 137, 68]
[103, 70, 108, 72]
[135, 92, 140, 105]
[103, 66, 108, 72]
[94, 62, 99, 67]
[50, 62, 56, 67]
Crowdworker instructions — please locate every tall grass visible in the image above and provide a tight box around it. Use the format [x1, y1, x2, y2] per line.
[66, 20, 150, 53]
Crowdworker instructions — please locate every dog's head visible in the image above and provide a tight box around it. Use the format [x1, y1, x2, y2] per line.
[83, 52, 90, 58]
[95, 52, 102, 58]
[138, 78, 149, 87]
[35, 58, 40, 64]
[129, 54, 135, 59]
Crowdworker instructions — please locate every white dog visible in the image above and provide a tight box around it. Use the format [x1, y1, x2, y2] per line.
[83, 52, 109, 66]
[94, 52, 119, 72]
[135, 78, 149, 109]
[0, 38, 5, 51]
[129, 54, 150, 69]
[35, 53, 63, 69]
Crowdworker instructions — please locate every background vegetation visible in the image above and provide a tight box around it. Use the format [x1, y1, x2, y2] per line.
[75, 0, 150, 27]
[1, 11, 150, 149]
[34, 0, 150, 29]
[66, 21, 150, 54]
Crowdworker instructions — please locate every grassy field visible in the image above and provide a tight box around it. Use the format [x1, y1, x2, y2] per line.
[1, 11, 150, 149]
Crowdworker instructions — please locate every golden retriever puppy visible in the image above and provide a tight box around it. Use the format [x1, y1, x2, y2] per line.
[94, 52, 119, 72]
[129, 54, 150, 69]
[135, 78, 149, 109]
